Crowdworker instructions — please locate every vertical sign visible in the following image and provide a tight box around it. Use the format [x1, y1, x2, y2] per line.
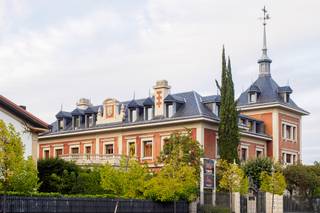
[200, 158, 216, 205]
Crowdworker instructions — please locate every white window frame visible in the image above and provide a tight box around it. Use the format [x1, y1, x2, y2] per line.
[43, 148, 50, 159]
[240, 145, 249, 161]
[54, 147, 64, 158]
[248, 93, 257, 103]
[166, 104, 173, 118]
[127, 139, 137, 157]
[281, 122, 298, 142]
[141, 138, 153, 160]
[69, 145, 80, 155]
[103, 141, 114, 155]
[130, 109, 137, 122]
[160, 135, 170, 152]
[281, 151, 297, 165]
[84, 144, 92, 154]
[256, 147, 264, 158]
[145, 107, 153, 121]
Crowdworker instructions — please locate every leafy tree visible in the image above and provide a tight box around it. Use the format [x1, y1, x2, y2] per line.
[158, 129, 203, 176]
[219, 161, 249, 212]
[144, 163, 198, 202]
[0, 120, 24, 193]
[218, 47, 240, 163]
[100, 159, 150, 198]
[9, 157, 40, 193]
[260, 171, 286, 195]
[283, 163, 320, 199]
[37, 158, 80, 193]
[242, 157, 274, 189]
[71, 168, 105, 194]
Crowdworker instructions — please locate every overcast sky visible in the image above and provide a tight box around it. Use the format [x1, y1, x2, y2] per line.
[0, 0, 319, 164]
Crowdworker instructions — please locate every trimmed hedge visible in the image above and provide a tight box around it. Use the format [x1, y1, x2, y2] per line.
[198, 205, 230, 213]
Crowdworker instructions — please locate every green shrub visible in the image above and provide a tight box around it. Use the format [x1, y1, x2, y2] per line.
[198, 205, 230, 213]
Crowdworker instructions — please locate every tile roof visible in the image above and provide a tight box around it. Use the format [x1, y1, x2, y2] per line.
[237, 75, 308, 114]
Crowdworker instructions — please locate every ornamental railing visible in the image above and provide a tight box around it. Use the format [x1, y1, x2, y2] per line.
[59, 154, 127, 166]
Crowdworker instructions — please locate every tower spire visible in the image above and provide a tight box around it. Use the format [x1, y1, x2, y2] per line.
[258, 6, 272, 76]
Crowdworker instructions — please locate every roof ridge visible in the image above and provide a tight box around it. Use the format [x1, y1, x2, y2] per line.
[192, 91, 202, 115]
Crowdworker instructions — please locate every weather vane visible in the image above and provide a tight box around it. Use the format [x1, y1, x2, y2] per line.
[260, 6, 270, 26]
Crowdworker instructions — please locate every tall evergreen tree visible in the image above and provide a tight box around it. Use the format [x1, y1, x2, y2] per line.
[218, 48, 240, 163]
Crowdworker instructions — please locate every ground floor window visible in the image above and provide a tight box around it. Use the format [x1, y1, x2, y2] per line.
[55, 148, 63, 157]
[143, 140, 153, 158]
[71, 147, 79, 155]
[105, 144, 114, 155]
[241, 147, 248, 161]
[44, 150, 50, 159]
[256, 149, 263, 158]
[128, 142, 135, 157]
[282, 152, 297, 164]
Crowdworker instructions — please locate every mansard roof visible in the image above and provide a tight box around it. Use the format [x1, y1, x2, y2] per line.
[56, 111, 72, 119]
[71, 108, 84, 116]
[164, 94, 185, 103]
[278, 86, 293, 94]
[143, 97, 154, 106]
[201, 95, 221, 103]
[237, 75, 308, 115]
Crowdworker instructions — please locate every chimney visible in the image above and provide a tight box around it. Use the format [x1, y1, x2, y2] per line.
[153, 80, 171, 117]
[76, 98, 92, 110]
[19, 105, 26, 110]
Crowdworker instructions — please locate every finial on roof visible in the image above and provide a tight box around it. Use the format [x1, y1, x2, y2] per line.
[258, 6, 272, 77]
[133, 91, 135, 100]
[60, 104, 63, 111]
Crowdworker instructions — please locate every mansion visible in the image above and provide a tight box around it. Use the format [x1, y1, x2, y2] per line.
[38, 23, 308, 168]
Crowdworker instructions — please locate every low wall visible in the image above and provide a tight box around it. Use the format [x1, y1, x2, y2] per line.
[0, 196, 189, 213]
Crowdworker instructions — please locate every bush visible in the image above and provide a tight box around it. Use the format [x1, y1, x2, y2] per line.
[198, 205, 230, 213]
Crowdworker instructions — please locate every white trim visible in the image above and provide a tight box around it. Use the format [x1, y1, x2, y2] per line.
[69, 145, 80, 154]
[39, 117, 219, 139]
[127, 139, 137, 157]
[239, 132, 271, 141]
[84, 144, 92, 154]
[53, 147, 63, 158]
[103, 141, 114, 155]
[256, 147, 264, 157]
[139, 134, 154, 139]
[237, 102, 309, 115]
[141, 138, 154, 160]
[240, 146, 249, 161]
[160, 135, 170, 151]
[43, 147, 50, 159]
[281, 122, 297, 142]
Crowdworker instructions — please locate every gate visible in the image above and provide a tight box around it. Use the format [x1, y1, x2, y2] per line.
[256, 191, 266, 213]
[240, 195, 247, 213]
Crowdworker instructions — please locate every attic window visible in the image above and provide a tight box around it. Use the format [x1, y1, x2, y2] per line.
[145, 107, 153, 121]
[74, 116, 80, 129]
[130, 109, 137, 122]
[58, 119, 64, 131]
[166, 103, 173, 118]
[282, 93, 290, 103]
[249, 93, 257, 103]
[88, 115, 94, 127]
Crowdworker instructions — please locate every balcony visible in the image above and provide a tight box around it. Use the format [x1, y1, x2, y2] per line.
[59, 154, 125, 166]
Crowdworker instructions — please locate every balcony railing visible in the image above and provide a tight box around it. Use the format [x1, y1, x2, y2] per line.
[59, 154, 125, 166]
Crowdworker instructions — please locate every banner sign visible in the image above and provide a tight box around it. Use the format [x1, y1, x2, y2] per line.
[203, 158, 215, 189]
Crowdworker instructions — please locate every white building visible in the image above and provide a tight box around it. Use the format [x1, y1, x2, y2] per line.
[0, 95, 49, 159]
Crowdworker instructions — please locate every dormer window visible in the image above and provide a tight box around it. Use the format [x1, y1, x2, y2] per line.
[248, 85, 260, 104]
[88, 115, 94, 127]
[249, 93, 257, 103]
[130, 109, 137, 122]
[58, 119, 64, 131]
[278, 86, 293, 103]
[74, 116, 80, 129]
[166, 103, 173, 118]
[213, 103, 220, 116]
[145, 107, 153, 121]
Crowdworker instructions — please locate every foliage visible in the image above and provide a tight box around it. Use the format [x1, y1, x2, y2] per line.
[260, 171, 287, 195]
[283, 163, 320, 199]
[37, 158, 80, 193]
[218, 47, 239, 163]
[71, 168, 105, 195]
[158, 129, 203, 176]
[8, 157, 40, 193]
[0, 120, 39, 193]
[242, 157, 274, 189]
[218, 160, 248, 195]
[100, 158, 150, 198]
[144, 163, 198, 202]
[198, 205, 230, 213]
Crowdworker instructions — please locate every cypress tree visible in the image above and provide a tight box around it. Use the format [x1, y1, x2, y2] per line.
[218, 48, 240, 163]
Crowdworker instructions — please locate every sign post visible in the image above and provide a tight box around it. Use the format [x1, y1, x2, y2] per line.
[200, 158, 216, 205]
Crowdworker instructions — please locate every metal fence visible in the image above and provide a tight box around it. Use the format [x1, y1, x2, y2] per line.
[283, 196, 320, 213]
[0, 196, 189, 213]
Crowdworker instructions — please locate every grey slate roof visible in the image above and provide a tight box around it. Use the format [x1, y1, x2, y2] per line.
[278, 86, 293, 94]
[201, 95, 221, 103]
[237, 75, 308, 114]
[56, 111, 72, 119]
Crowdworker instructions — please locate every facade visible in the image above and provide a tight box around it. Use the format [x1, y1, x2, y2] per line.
[0, 95, 49, 160]
[38, 21, 308, 166]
